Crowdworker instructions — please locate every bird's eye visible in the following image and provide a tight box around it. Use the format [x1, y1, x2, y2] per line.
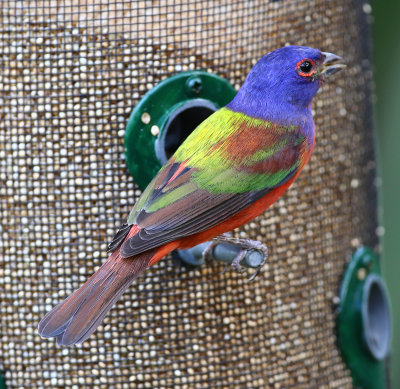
[296, 59, 316, 77]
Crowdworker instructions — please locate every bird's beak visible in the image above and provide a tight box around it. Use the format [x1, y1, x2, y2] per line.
[320, 52, 346, 77]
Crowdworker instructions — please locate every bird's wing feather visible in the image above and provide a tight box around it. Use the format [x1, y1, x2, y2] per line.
[113, 108, 309, 258]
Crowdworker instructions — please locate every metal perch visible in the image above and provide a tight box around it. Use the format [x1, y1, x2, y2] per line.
[177, 240, 266, 269]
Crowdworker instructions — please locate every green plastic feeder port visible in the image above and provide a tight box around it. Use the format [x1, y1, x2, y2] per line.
[337, 247, 391, 389]
[124, 71, 236, 190]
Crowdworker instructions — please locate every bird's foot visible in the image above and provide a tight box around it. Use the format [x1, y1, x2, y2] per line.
[209, 234, 268, 281]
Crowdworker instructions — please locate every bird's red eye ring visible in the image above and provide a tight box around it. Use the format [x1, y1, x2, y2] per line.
[296, 59, 316, 77]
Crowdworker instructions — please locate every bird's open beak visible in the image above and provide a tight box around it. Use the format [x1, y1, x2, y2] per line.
[321, 52, 346, 77]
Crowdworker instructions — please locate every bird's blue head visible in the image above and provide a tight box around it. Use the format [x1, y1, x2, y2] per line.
[228, 45, 345, 125]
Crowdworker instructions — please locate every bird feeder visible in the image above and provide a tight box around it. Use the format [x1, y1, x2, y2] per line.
[0, 1, 390, 388]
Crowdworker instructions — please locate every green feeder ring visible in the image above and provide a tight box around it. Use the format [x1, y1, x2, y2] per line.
[124, 71, 237, 189]
[337, 247, 391, 389]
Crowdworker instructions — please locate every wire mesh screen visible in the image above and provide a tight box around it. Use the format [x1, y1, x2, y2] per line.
[0, 1, 377, 388]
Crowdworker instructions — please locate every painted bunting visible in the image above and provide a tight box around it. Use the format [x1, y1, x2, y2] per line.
[38, 46, 345, 346]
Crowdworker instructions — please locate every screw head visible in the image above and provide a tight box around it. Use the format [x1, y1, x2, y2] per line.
[141, 112, 151, 124]
[357, 267, 367, 281]
[185, 76, 203, 96]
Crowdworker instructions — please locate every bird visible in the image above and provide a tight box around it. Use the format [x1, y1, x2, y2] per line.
[38, 45, 345, 346]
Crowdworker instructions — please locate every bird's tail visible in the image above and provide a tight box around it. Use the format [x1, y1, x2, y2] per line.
[38, 249, 153, 346]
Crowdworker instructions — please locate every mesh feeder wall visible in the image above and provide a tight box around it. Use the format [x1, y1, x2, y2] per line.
[0, 1, 380, 388]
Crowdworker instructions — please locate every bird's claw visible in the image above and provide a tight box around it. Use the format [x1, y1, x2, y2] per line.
[220, 263, 230, 275]
[248, 266, 262, 282]
[247, 245, 268, 281]
[206, 234, 268, 281]
[226, 237, 268, 280]
[231, 249, 247, 273]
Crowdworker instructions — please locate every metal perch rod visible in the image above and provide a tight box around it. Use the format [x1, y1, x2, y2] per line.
[177, 241, 265, 269]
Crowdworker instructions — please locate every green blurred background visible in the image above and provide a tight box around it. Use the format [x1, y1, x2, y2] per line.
[372, 0, 400, 386]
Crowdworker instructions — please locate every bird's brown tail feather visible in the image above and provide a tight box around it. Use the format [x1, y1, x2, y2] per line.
[38, 249, 152, 346]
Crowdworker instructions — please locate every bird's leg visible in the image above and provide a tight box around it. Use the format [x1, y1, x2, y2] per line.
[201, 238, 221, 263]
[202, 233, 236, 265]
[202, 232, 240, 261]
[231, 249, 247, 272]
[208, 233, 269, 280]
